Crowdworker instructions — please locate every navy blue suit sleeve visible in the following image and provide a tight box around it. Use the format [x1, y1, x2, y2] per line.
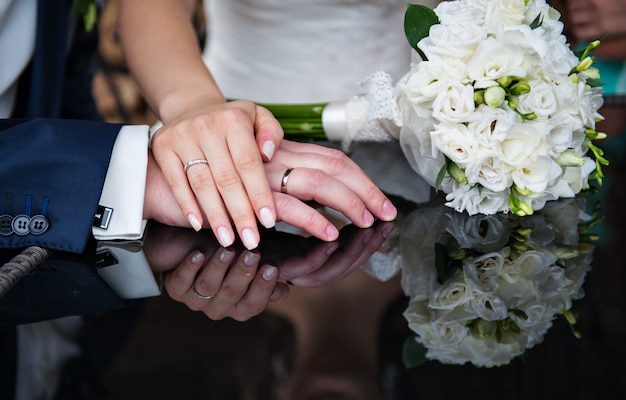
[0, 118, 122, 253]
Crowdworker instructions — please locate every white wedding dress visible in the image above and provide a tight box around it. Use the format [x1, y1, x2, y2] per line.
[202, 0, 437, 202]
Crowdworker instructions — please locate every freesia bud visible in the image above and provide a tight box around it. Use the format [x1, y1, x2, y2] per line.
[484, 86, 506, 108]
[519, 201, 533, 216]
[582, 67, 600, 80]
[557, 150, 585, 166]
[509, 82, 531, 95]
[514, 185, 531, 196]
[474, 90, 485, 105]
[575, 57, 594, 73]
[448, 162, 468, 185]
[496, 76, 513, 88]
[553, 246, 579, 259]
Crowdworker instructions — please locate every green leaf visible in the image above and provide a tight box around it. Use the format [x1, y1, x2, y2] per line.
[435, 157, 450, 192]
[435, 242, 459, 284]
[529, 14, 543, 29]
[403, 336, 429, 368]
[71, 0, 97, 32]
[404, 3, 439, 61]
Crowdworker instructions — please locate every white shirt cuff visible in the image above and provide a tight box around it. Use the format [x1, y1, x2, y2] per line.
[92, 125, 150, 241]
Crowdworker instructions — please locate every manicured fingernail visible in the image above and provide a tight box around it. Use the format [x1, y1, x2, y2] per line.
[217, 226, 234, 247]
[190, 250, 204, 264]
[218, 247, 234, 263]
[188, 213, 202, 231]
[262, 140, 275, 160]
[363, 210, 375, 226]
[383, 200, 397, 220]
[382, 222, 396, 238]
[243, 251, 260, 266]
[325, 225, 339, 241]
[270, 286, 282, 301]
[325, 241, 339, 256]
[262, 265, 277, 281]
[259, 207, 276, 229]
[242, 228, 258, 250]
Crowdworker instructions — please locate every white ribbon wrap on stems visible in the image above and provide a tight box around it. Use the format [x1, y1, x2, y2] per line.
[322, 71, 404, 150]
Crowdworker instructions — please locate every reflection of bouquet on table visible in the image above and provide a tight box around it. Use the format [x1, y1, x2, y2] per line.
[397, 196, 600, 368]
[263, 0, 608, 216]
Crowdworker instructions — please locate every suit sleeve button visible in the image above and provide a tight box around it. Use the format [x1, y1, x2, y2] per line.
[0, 215, 13, 236]
[29, 215, 50, 235]
[11, 215, 31, 235]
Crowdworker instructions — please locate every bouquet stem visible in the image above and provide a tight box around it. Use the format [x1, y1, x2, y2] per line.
[258, 102, 330, 141]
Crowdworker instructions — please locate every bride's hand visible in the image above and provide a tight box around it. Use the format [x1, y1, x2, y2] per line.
[264, 140, 398, 241]
[151, 100, 283, 250]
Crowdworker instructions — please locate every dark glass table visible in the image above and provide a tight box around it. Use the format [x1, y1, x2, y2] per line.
[1, 157, 625, 400]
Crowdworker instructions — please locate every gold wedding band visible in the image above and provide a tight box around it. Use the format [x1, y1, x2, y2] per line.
[192, 283, 215, 300]
[281, 168, 293, 194]
[184, 158, 209, 172]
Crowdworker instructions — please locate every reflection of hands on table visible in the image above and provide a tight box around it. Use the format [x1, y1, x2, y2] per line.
[260, 220, 397, 288]
[142, 218, 395, 319]
[144, 223, 287, 322]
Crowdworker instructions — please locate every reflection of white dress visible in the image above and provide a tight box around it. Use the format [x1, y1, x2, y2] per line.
[202, 0, 436, 202]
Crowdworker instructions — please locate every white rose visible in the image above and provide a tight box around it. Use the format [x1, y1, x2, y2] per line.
[500, 120, 547, 167]
[541, 34, 579, 79]
[404, 301, 438, 341]
[429, 272, 473, 310]
[419, 23, 485, 64]
[484, 0, 526, 27]
[463, 251, 506, 293]
[576, 83, 604, 129]
[557, 158, 596, 194]
[511, 299, 549, 329]
[430, 122, 479, 167]
[432, 81, 476, 124]
[401, 59, 467, 118]
[445, 212, 512, 253]
[540, 198, 584, 246]
[553, 75, 581, 116]
[465, 154, 513, 192]
[466, 37, 528, 89]
[524, 0, 566, 38]
[513, 249, 557, 281]
[545, 112, 583, 157]
[431, 320, 470, 346]
[511, 155, 562, 193]
[462, 334, 525, 367]
[445, 186, 510, 215]
[464, 0, 489, 16]
[516, 80, 558, 118]
[468, 292, 509, 320]
[468, 105, 520, 148]
[435, 0, 483, 25]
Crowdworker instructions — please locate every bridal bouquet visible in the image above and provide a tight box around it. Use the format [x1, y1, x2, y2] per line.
[398, 196, 599, 368]
[263, 0, 608, 216]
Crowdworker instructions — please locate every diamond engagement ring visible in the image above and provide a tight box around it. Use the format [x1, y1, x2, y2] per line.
[184, 158, 209, 172]
[281, 168, 293, 194]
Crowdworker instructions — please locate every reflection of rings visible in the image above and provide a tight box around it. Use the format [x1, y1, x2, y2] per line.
[280, 168, 293, 194]
[192, 283, 215, 300]
[184, 159, 209, 172]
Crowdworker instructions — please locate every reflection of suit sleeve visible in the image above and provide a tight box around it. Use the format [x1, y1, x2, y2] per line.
[0, 118, 146, 253]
